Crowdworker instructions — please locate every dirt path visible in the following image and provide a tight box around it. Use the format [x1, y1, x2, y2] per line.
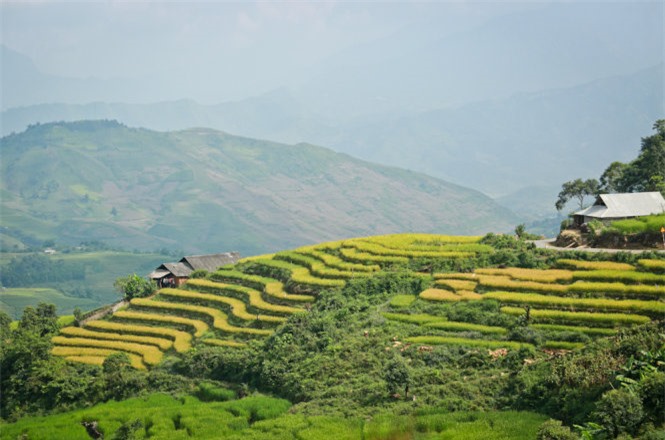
[80, 299, 128, 326]
[531, 239, 665, 254]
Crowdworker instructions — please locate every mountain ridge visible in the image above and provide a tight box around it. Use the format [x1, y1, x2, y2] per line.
[0, 120, 518, 256]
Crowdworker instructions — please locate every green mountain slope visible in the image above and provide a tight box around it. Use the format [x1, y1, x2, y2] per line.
[0, 121, 518, 255]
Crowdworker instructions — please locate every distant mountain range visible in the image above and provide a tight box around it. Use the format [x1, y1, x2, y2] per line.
[2, 2, 662, 200]
[0, 121, 518, 256]
[4, 65, 660, 199]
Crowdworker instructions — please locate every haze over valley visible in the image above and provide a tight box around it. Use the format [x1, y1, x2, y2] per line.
[2, 2, 662, 225]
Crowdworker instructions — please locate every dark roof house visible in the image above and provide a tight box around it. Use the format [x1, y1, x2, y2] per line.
[573, 192, 665, 224]
[149, 252, 241, 286]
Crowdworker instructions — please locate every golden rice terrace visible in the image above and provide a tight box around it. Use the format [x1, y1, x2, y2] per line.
[51, 234, 665, 368]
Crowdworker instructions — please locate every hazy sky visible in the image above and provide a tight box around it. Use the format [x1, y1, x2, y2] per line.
[1, 1, 559, 102]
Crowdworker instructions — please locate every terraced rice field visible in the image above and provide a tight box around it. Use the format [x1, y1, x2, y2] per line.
[405, 258, 664, 348]
[51, 234, 493, 368]
[51, 234, 664, 367]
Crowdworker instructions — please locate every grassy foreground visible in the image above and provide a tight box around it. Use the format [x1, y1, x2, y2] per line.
[0, 391, 546, 440]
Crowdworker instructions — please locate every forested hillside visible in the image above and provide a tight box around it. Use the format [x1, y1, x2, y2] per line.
[0, 121, 517, 256]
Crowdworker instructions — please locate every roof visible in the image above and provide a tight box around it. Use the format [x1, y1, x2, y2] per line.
[180, 252, 241, 272]
[149, 252, 241, 279]
[148, 269, 171, 279]
[574, 192, 665, 219]
[160, 262, 194, 278]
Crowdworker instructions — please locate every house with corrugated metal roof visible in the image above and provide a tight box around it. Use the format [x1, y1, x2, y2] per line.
[573, 192, 665, 226]
[149, 252, 241, 287]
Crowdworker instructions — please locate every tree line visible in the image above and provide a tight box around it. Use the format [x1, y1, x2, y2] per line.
[0, 254, 86, 287]
[556, 120, 665, 211]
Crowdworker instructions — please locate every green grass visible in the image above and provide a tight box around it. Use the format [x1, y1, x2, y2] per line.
[483, 291, 665, 315]
[389, 295, 417, 308]
[572, 269, 665, 285]
[500, 306, 651, 327]
[0, 287, 98, 319]
[383, 312, 446, 325]
[0, 390, 546, 440]
[531, 324, 617, 336]
[405, 336, 532, 350]
[0, 392, 291, 440]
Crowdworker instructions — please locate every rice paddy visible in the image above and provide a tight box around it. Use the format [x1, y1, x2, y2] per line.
[50, 234, 664, 368]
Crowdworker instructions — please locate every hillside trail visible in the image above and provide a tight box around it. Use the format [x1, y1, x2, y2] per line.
[531, 239, 665, 254]
[80, 299, 128, 326]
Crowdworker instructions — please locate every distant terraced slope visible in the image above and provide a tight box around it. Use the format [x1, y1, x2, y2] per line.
[0, 120, 517, 255]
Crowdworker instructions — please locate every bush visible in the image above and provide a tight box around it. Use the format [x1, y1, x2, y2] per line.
[190, 269, 208, 279]
[639, 371, 665, 425]
[592, 389, 644, 437]
[114, 274, 156, 300]
[536, 419, 577, 440]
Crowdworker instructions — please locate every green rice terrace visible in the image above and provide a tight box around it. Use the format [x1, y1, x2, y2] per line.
[2, 233, 664, 439]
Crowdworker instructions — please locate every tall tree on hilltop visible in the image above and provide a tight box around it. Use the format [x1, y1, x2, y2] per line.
[555, 178, 599, 211]
[598, 120, 665, 195]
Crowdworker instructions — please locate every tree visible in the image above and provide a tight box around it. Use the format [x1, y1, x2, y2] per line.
[617, 120, 665, 195]
[114, 274, 155, 300]
[592, 389, 644, 438]
[385, 355, 412, 398]
[599, 161, 628, 193]
[555, 179, 599, 211]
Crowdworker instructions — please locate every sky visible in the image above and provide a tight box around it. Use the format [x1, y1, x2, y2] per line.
[1, 1, 552, 102]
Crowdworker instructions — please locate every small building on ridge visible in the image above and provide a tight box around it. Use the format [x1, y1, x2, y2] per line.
[149, 252, 241, 287]
[573, 192, 665, 226]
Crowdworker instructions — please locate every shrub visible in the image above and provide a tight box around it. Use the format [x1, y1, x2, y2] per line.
[508, 325, 544, 345]
[592, 389, 644, 438]
[114, 274, 156, 300]
[190, 269, 209, 279]
[536, 419, 577, 440]
[195, 382, 236, 402]
[639, 371, 665, 425]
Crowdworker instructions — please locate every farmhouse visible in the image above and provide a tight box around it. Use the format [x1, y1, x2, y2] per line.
[573, 192, 665, 226]
[149, 252, 241, 287]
